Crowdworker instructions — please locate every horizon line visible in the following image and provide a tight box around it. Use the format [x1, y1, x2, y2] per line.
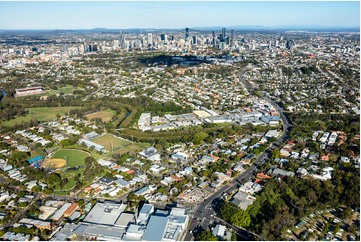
[0, 25, 360, 31]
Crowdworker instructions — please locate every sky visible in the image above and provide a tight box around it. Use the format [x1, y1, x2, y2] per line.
[0, 1, 359, 29]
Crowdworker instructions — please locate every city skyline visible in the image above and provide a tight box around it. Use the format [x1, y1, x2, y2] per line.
[0, 1, 359, 30]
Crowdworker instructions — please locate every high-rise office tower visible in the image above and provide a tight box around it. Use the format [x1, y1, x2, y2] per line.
[192, 36, 198, 45]
[230, 29, 234, 47]
[185, 28, 189, 39]
[148, 33, 153, 46]
[113, 40, 120, 49]
[160, 34, 167, 43]
[286, 39, 293, 49]
[212, 31, 216, 47]
[222, 28, 226, 40]
[120, 31, 125, 48]
[79, 44, 85, 54]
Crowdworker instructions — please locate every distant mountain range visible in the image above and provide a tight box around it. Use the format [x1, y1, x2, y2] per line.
[0, 25, 359, 34]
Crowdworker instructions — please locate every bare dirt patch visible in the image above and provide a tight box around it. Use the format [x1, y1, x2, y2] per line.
[41, 158, 66, 169]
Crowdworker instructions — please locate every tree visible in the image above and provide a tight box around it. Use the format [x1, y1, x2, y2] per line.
[196, 230, 218, 241]
[271, 149, 281, 159]
[193, 132, 209, 145]
[231, 232, 237, 241]
[76, 199, 84, 207]
[231, 209, 251, 227]
[341, 207, 353, 220]
[218, 201, 251, 228]
[46, 173, 61, 186]
[60, 139, 74, 147]
[31, 185, 42, 193]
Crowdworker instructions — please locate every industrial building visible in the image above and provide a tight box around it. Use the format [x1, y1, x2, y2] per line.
[14, 86, 45, 97]
[79, 139, 105, 152]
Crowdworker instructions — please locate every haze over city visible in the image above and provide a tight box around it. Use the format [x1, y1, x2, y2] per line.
[0, 1, 359, 29]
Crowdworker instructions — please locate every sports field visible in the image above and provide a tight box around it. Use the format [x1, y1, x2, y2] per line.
[46, 85, 84, 96]
[113, 143, 151, 155]
[42, 158, 66, 169]
[1, 106, 79, 126]
[52, 149, 90, 167]
[91, 134, 129, 151]
[85, 109, 115, 123]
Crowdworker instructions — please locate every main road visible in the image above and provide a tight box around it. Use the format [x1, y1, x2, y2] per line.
[183, 78, 292, 241]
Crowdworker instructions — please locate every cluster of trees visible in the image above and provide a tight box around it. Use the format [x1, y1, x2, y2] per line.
[193, 132, 209, 145]
[120, 122, 276, 147]
[288, 112, 360, 157]
[195, 229, 218, 241]
[59, 136, 80, 147]
[7, 151, 29, 167]
[82, 156, 105, 185]
[243, 171, 359, 240]
[218, 201, 251, 228]
[299, 65, 318, 75]
[288, 113, 359, 137]
[200, 161, 232, 179]
[0, 102, 28, 121]
[137, 53, 208, 67]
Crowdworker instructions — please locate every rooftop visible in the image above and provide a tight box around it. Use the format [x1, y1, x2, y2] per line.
[83, 202, 126, 226]
[142, 215, 168, 241]
[73, 223, 125, 240]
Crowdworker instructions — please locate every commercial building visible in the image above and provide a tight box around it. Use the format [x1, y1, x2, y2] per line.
[51, 203, 72, 222]
[115, 213, 136, 228]
[19, 218, 51, 230]
[122, 224, 145, 241]
[83, 202, 126, 226]
[39, 206, 58, 220]
[137, 204, 154, 226]
[73, 223, 125, 240]
[64, 202, 79, 217]
[142, 215, 168, 241]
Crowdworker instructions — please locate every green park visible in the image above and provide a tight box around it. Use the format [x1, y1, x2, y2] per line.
[52, 149, 90, 167]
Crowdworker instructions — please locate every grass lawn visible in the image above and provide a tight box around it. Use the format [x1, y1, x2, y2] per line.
[53, 169, 83, 195]
[46, 85, 84, 95]
[1, 106, 80, 126]
[85, 109, 115, 123]
[52, 149, 90, 167]
[91, 134, 130, 152]
[113, 142, 151, 155]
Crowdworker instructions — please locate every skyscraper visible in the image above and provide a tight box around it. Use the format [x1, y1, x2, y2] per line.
[148, 33, 153, 46]
[286, 39, 294, 50]
[185, 28, 189, 39]
[230, 29, 234, 47]
[120, 31, 125, 48]
[192, 36, 197, 46]
[113, 40, 120, 49]
[222, 28, 226, 41]
[160, 34, 165, 41]
[212, 31, 216, 47]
